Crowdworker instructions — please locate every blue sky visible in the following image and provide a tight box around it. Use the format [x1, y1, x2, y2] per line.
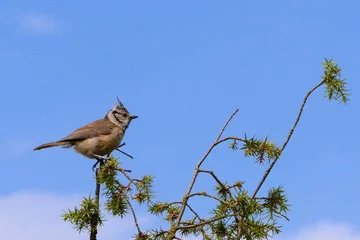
[1, 1, 360, 239]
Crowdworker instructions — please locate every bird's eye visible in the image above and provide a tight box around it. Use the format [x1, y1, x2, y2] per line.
[122, 113, 127, 117]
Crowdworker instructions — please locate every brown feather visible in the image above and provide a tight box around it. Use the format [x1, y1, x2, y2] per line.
[33, 119, 117, 151]
[58, 119, 115, 142]
[33, 141, 69, 151]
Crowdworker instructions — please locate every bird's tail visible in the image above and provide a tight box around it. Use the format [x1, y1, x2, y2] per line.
[33, 141, 70, 151]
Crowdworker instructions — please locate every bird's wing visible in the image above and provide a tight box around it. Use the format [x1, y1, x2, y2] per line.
[58, 119, 114, 142]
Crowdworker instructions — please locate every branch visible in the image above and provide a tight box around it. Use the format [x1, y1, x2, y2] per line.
[198, 169, 243, 238]
[125, 196, 143, 236]
[178, 214, 238, 230]
[115, 142, 134, 159]
[164, 201, 183, 208]
[186, 203, 203, 221]
[116, 167, 135, 181]
[188, 192, 225, 203]
[216, 109, 239, 141]
[115, 148, 134, 159]
[252, 81, 325, 198]
[197, 136, 244, 169]
[198, 169, 230, 195]
[90, 161, 103, 240]
[174, 109, 239, 231]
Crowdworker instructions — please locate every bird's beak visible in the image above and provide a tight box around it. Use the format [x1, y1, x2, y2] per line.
[130, 116, 138, 120]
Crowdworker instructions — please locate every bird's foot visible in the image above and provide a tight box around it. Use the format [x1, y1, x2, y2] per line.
[92, 155, 111, 172]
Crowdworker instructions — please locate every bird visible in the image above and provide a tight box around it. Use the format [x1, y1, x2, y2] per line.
[33, 98, 138, 169]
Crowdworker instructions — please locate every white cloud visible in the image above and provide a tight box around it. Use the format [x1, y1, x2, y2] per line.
[185, 222, 360, 240]
[5, 192, 358, 240]
[279, 221, 360, 240]
[17, 13, 60, 35]
[0, 191, 151, 240]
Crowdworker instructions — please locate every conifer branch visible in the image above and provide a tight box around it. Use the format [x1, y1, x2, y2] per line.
[252, 81, 324, 198]
[168, 109, 239, 239]
[90, 161, 103, 240]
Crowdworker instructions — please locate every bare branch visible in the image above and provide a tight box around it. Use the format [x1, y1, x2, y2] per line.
[198, 169, 229, 194]
[216, 109, 239, 141]
[115, 142, 134, 159]
[167, 201, 183, 206]
[186, 203, 203, 221]
[115, 148, 134, 159]
[178, 214, 238, 230]
[116, 167, 133, 181]
[198, 136, 244, 168]
[174, 109, 240, 234]
[114, 166, 142, 185]
[188, 192, 225, 203]
[252, 81, 325, 198]
[125, 196, 143, 235]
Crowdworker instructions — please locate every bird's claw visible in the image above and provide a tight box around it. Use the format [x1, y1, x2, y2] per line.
[92, 155, 110, 172]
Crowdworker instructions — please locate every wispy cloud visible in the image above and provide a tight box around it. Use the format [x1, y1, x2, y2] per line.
[279, 221, 360, 240]
[0, 191, 152, 240]
[16, 13, 61, 35]
[5, 192, 357, 240]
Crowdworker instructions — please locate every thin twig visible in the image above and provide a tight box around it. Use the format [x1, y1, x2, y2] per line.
[116, 168, 133, 179]
[216, 109, 239, 141]
[252, 81, 325, 198]
[198, 169, 240, 198]
[115, 167, 138, 182]
[186, 203, 203, 221]
[198, 169, 229, 195]
[115, 149, 134, 159]
[188, 192, 225, 203]
[115, 142, 134, 159]
[178, 214, 238, 230]
[198, 168, 242, 234]
[197, 136, 244, 169]
[213, 136, 245, 150]
[173, 109, 240, 233]
[125, 196, 143, 235]
[167, 201, 183, 206]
